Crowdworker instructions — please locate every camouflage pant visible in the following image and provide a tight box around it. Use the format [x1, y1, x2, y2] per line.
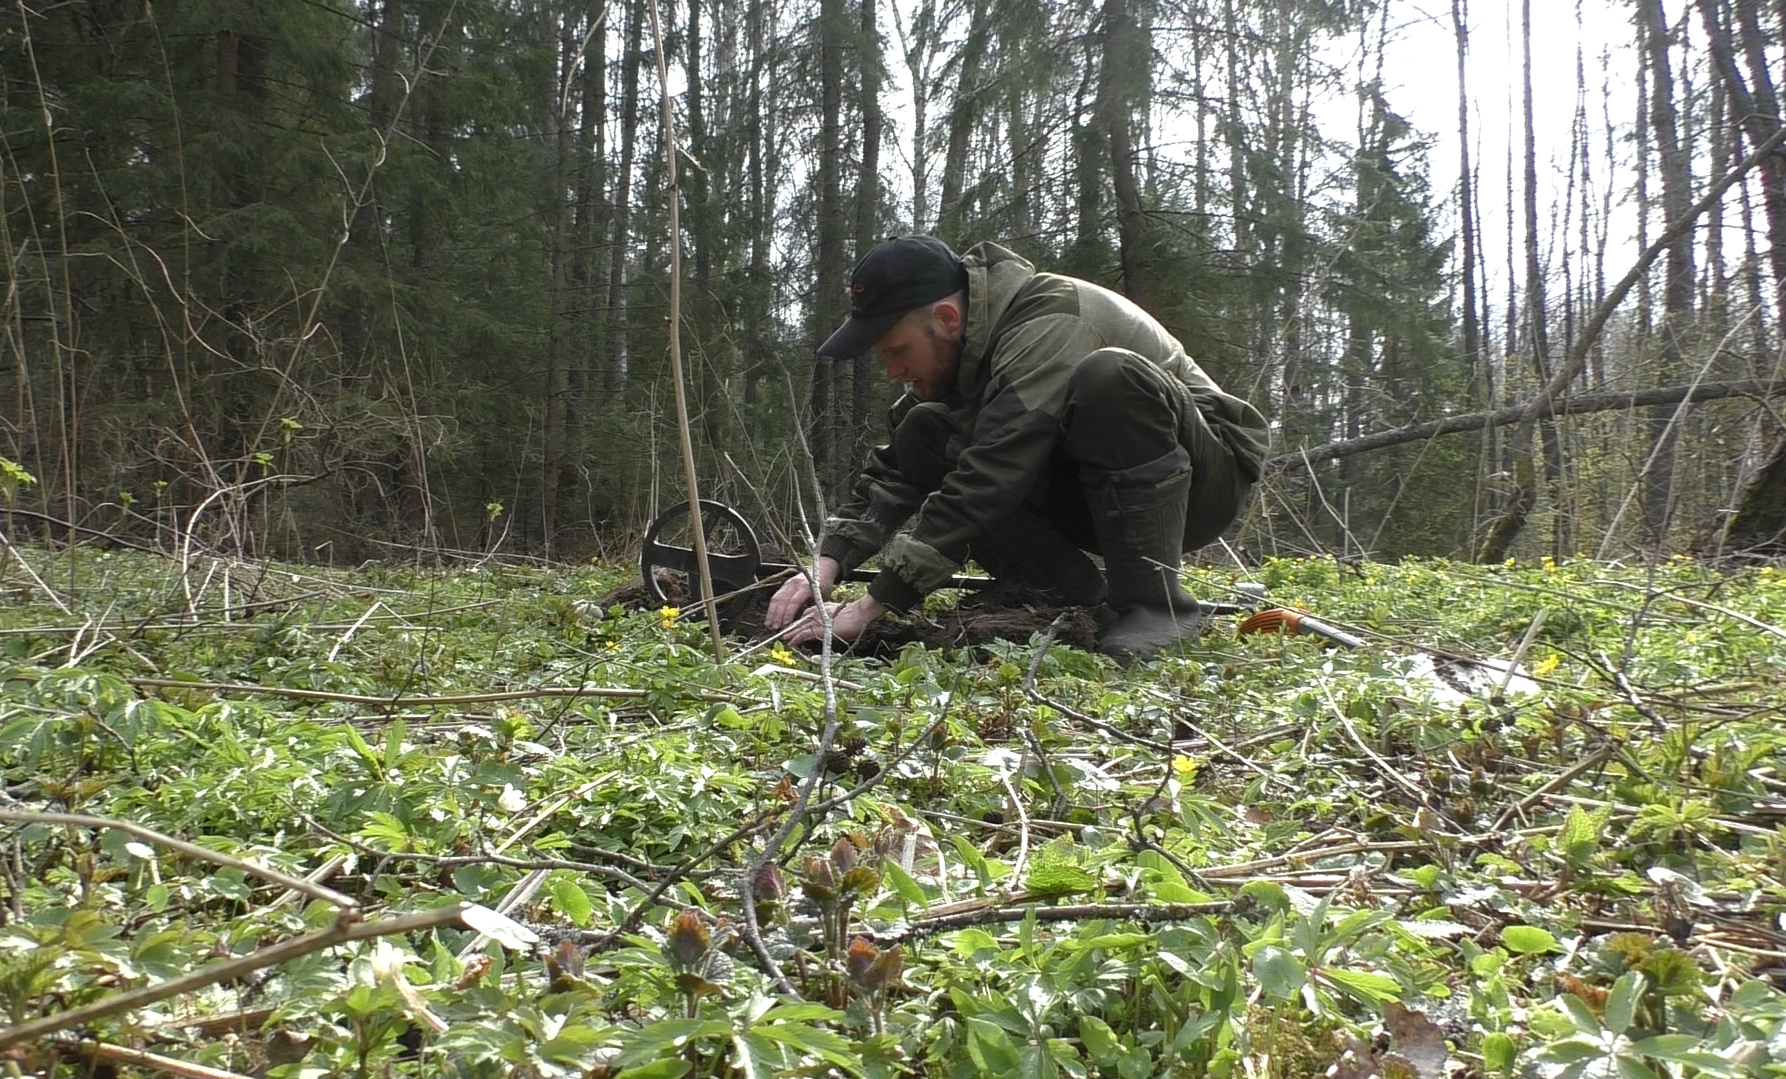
[892, 347, 1250, 556]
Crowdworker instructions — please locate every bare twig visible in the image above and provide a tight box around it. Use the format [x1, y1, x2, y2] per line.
[646, 0, 724, 659]
[0, 810, 358, 911]
[995, 765, 1032, 895]
[74, 1041, 255, 1079]
[1021, 682, 1169, 752]
[893, 900, 1229, 943]
[129, 676, 740, 707]
[1489, 746, 1616, 833]
[0, 904, 467, 1049]
[1598, 580, 1786, 646]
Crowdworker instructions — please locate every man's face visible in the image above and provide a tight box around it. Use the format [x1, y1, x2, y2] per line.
[872, 305, 963, 401]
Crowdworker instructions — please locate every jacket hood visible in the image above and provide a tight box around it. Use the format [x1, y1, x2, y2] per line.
[956, 242, 1037, 392]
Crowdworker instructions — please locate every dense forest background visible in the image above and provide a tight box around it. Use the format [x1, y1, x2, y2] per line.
[2, 0, 1783, 566]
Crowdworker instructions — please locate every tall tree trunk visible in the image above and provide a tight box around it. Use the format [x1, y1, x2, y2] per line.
[743, 0, 771, 408]
[564, 0, 607, 530]
[1694, 0, 1786, 331]
[1453, 0, 1480, 406]
[1636, 0, 1696, 549]
[851, 0, 886, 475]
[1223, 0, 1248, 260]
[1098, 0, 1147, 303]
[893, 0, 939, 230]
[811, 0, 848, 494]
[607, 0, 646, 397]
[1480, 0, 1564, 562]
[937, 0, 991, 240]
[541, 12, 577, 555]
[1069, 53, 1103, 265]
[686, 0, 730, 458]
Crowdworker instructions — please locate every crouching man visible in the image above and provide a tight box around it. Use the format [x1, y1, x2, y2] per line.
[770, 236, 1269, 662]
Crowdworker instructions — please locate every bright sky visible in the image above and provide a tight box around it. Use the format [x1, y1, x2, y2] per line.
[1365, 1, 1645, 293]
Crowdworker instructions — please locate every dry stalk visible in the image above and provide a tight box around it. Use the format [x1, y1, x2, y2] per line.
[74, 1041, 255, 1079]
[0, 904, 466, 1049]
[0, 810, 357, 911]
[129, 676, 741, 707]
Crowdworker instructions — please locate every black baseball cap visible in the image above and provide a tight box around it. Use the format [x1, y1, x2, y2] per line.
[818, 235, 968, 358]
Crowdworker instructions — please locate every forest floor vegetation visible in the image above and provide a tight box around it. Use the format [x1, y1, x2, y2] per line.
[0, 542, 1784, 1078]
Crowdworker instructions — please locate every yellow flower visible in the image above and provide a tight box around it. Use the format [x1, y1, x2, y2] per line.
[770, 642, 796, 667]
[1541, 555, 1557, 572]
[659, 606, 679, 628]
[1172, 755, 1199, 780]
[1531, 654, 1559, 677]
[605, 640, 620, 651]
[1504, 557, 1517, 568]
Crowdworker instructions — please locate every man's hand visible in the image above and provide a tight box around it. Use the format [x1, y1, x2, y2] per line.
[778, 596, 887, 645]
[766, 556, 841, 629]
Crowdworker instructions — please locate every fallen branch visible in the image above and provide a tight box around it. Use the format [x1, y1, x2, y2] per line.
[893, 900, 1230, 943]
[1267, 379, 1786, 474]
[0, 810, 358, 911]
[129, 676, 739, 707]
[74, 1040, 255, 1079]
[0, 904, 467, 1049]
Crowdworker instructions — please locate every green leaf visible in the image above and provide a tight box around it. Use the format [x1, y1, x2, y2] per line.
[1533, 1038, 1606, 1064]
[1024, 861, 1096, 897]
[1499, 925, 1559, 955]
[1077, 1015, 1120, 1065]
[1320, 967, 1402, 1004]
[1623, 1033, 1697, 1058]
[1603, 972, 1644, 1036]
[1018, 1041, 1060, 1079]
[1238, 880, 1292, 914]
[758, 1002, 845, 1024]
[539, 1023, 614, 1063]
[881, 860, 928, 907]
[752, 1019, 859, 1071]
[1613, 1057, 1660, 1079]
[615, 1061, 693, 1079]
[1625, 1036, 1744, 1077]
[384, 717, 407, 771]
[1062, 932, 1152, 953]
[1480, 1032, 1516, 1076]
[550, 878, 595, 927]
[733, 1031, 783, 1079]
[1559, 803, 1606, 864]
[1558, 992, 1603, 1036]
[966, 1016, 1022, 1074]
[342, 724, 381, 771]
[617, 1019, 734, 1063]
[1253, 946, 1305, 1000]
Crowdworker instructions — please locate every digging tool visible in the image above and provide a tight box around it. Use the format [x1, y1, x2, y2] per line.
[637, 499, 1257, 628]
[1237, 606, 1540, 700]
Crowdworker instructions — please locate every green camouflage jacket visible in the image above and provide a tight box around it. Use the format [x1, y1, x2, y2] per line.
[819, 242, 1269, 612]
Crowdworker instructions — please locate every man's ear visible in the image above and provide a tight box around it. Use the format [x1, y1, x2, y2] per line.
[932, 296, 965, 336]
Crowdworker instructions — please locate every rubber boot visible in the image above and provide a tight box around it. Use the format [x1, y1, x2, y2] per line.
[1083, 446, 1204, 662]
[968, 509, 1107, 608]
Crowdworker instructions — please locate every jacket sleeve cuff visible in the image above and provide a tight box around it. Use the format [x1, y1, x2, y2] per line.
[867, 568, 924, 613]
[818, 535, 863, 574]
